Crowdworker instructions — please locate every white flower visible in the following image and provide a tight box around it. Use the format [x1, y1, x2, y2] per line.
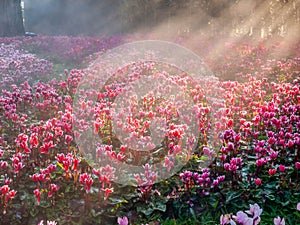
[37, 220, 57, 225]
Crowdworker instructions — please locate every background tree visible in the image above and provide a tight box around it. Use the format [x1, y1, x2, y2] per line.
[0, 0, 25, 37]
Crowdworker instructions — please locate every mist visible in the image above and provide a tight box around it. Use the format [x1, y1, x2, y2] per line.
[24, 0, 122, 36]
[23, 0, 299, 59]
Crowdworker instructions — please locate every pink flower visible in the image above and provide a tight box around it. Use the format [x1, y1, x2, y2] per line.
[79, 173, 93, 193]
[268, 137, 276, 145]
[103, 187, 114, 200]
[0, 185, 10, 195]
[64, 134, 73, 144]
[295, 162, 300, 169]
[233, 211, 253, 225]
[268, 168, 276, 176]
[297, 202, 300, 211]
[224, 163, 230, 171]
[164, 156, 174, 172]
[56, 153, 65, 163]
[34, 189, 41, 204]
[269, 150, 278, 160]
[72, 158, 80, 171]
[29, 133, 39, 148]
[274, 216, 285, 225]
[47, 164, 56, 173]
[120, 145, 127, 152]
[278, 165, 285, 172]
[245, 203, 263, 219]
[255, 178, 262, 186]
[220, 214, 236, 225]
[30, 173, 48, 183]
[48, 184, 59, 197]
[6, 190, 17, 202]
[287, 140, 294, 147]
[117, 216, 128, 225]
[0, 160, 8, 169]
[16, 133, 31, 153]
[40, 141, 55, 154]
[231, 203, 262, 225]
[256, 158, 267, 167]
[5, 178, 12, 185]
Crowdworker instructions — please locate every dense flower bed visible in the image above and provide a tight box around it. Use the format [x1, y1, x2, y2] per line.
[0, 35, 299, 225]
[0, 43, 53, 89]
[0, 35, 123, 65]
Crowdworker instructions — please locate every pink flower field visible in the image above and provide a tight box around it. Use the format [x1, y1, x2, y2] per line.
[0, 35, 299, 225]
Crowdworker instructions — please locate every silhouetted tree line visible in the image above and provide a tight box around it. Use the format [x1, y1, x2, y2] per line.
[120, 0, 299, 37]
[0, 0, 24, 36]
[24, 0, 122, 36]
[0, 0, 299, 37]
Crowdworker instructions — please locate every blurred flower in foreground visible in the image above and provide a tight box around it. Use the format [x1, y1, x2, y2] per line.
[117, 216, 128, 225]
[273, 216, 285, 225]
[38, 220, 57, 225]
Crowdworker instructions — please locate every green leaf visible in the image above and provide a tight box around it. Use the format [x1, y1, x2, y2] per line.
[65, 185, 71, 193]
[154, 201, 166, 212]
[123, 192, 138, 200]
[29, 207, 39, 217]
[19, 192, 27, 201]
[293, 211, 300, 218]
[189, 208, 197, 221]
[208, 196, 219, 209]
[90, 209, 104, 217]
[139, 206, 154, 216]
[279, 200, 290, 206]
[225, 191, 242, 203]
[266, 194, 275, 201]
[109, 197, 128, 204]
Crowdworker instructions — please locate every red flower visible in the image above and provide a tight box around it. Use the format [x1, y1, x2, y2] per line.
[33, 189, 41, 204]
[255, 178, 262, 186]
[103, 187, 114, 200]
[72, 158, 80, 171]
[0, 185, 10, 195]
[48, 183, 59, 197]
[6, 190, 17, 201]
[279, 165, 286, 172]
[79, 173, 93, 193]
[0, 160, 8, 169]
[56, 153, 65, 162]
[29, 133, 39, 148]
[47, 164, 56, 173]
[227, 119, 233, 127]
[65, 134, 73, 144]
[268, 168, 276, 176]
[120, 145, 127, 152]
[40, 141, 55, 154]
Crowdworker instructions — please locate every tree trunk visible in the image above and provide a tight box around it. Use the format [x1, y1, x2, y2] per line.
[0, 0, 25, 37]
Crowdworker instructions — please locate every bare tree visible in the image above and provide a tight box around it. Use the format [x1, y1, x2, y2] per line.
[0, 0, 25, 37]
